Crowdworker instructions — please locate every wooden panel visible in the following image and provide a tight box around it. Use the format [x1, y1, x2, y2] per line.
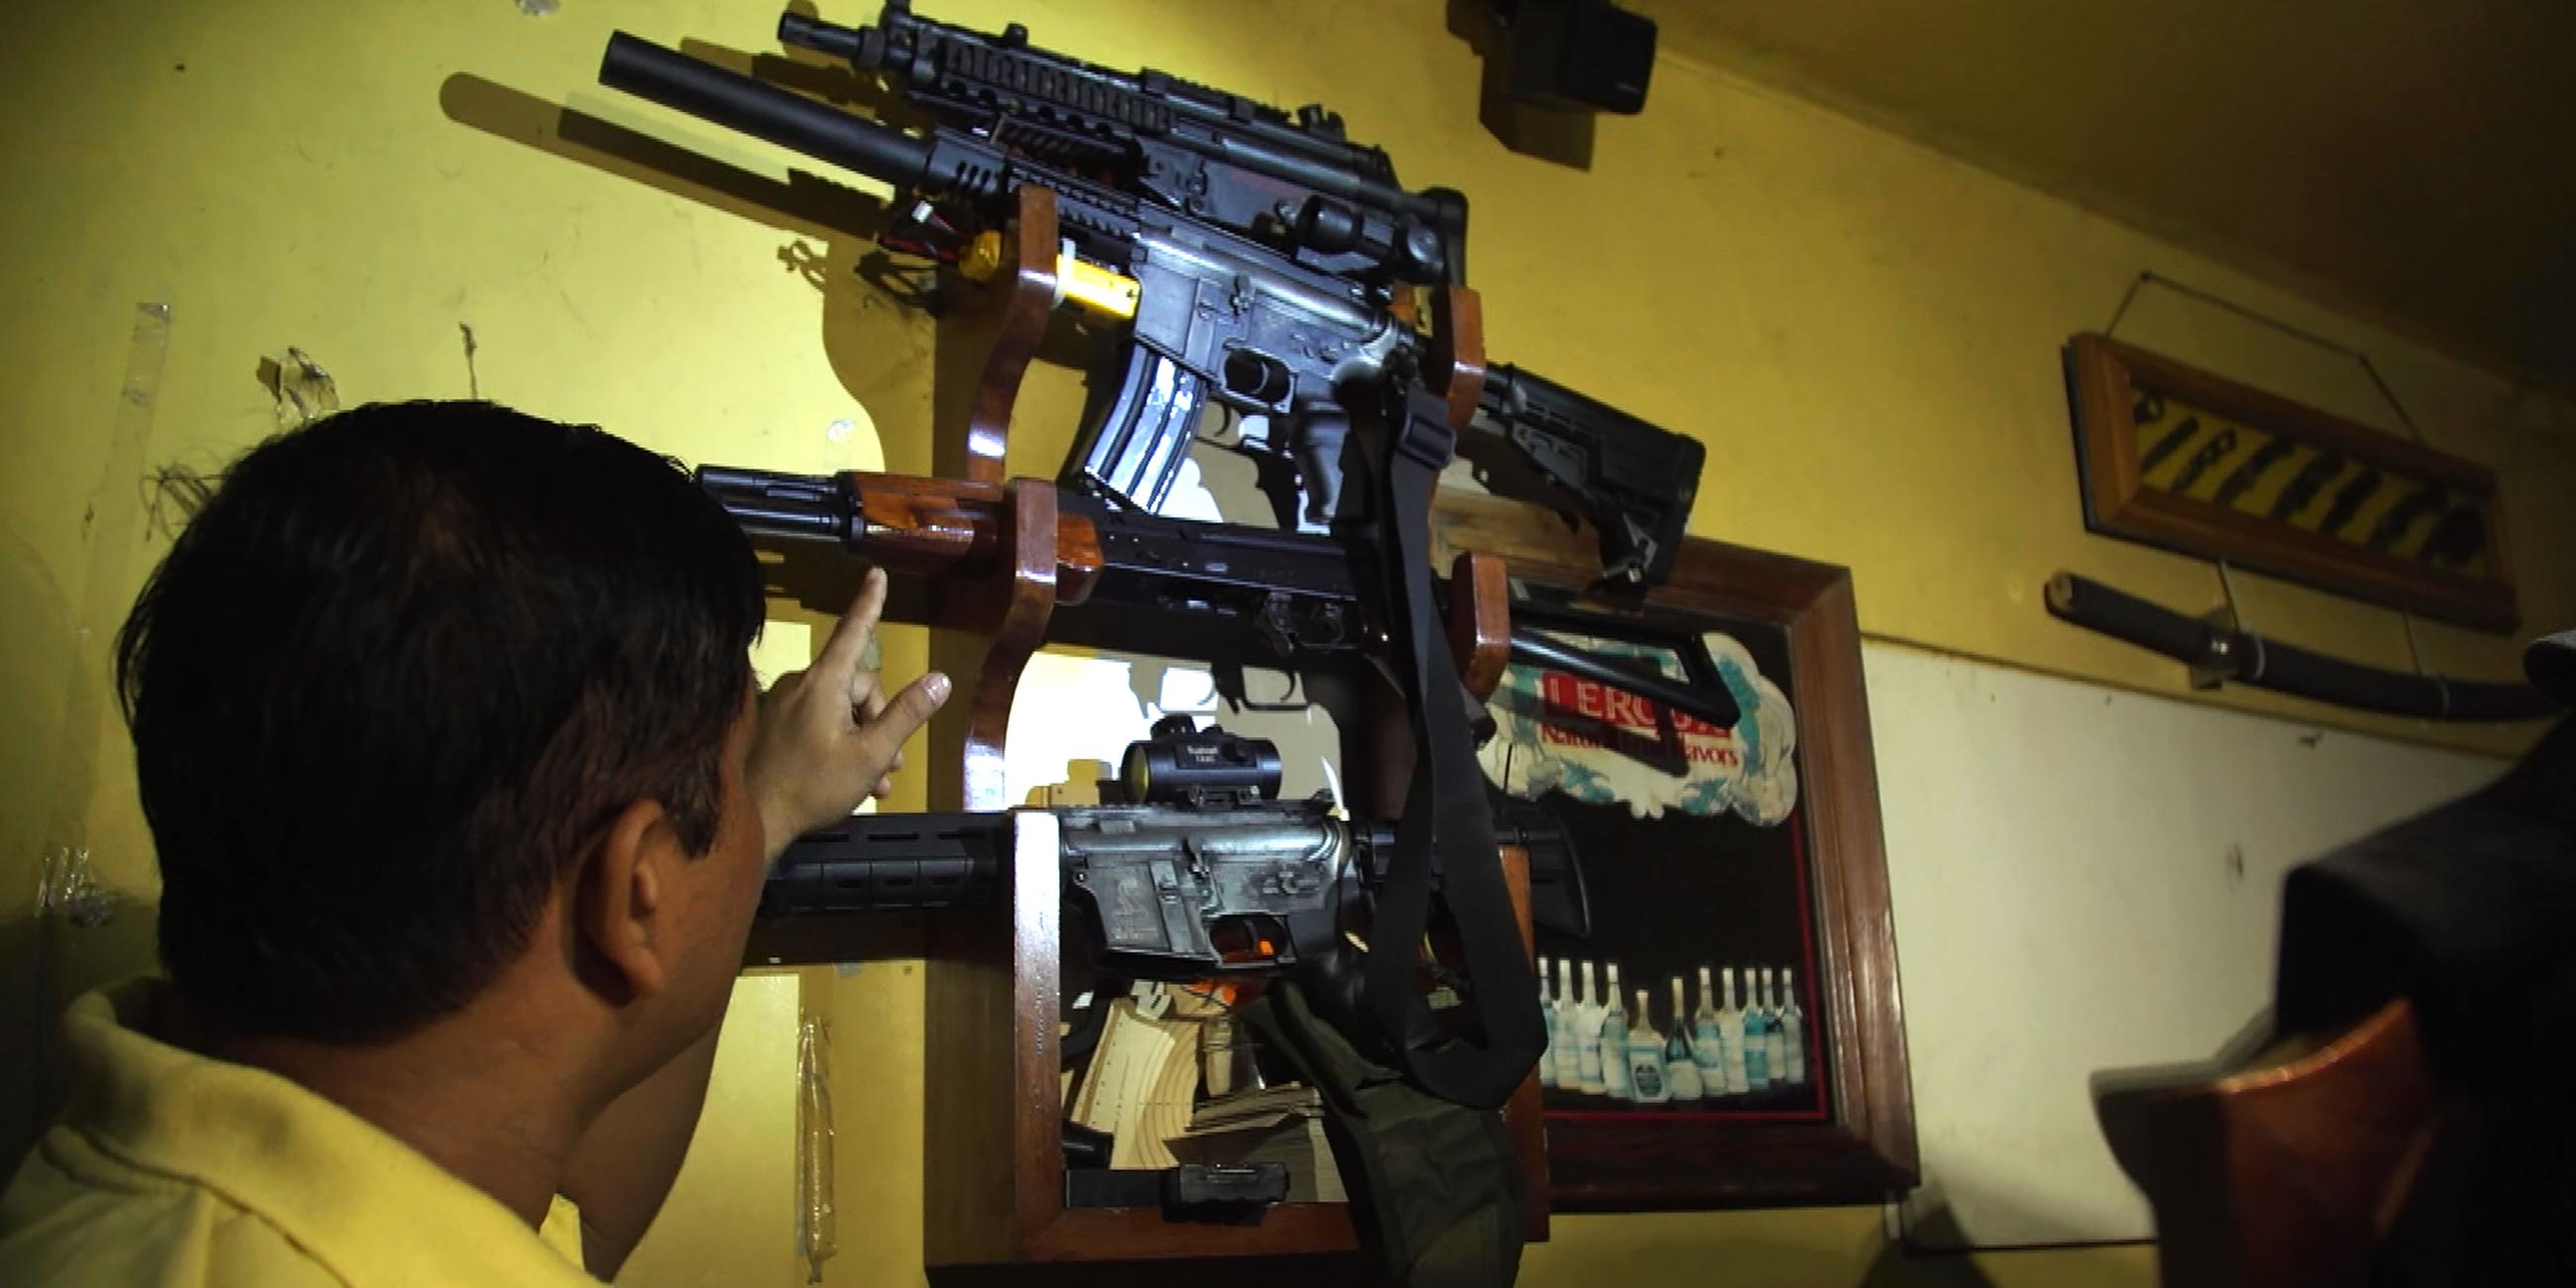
[1021, 1201, 1357, 1263]
[1449, 550, 1513, 701]
[1006, 812, 1070, 1259]
[928, 1248, 1375, 1288]
[921, 899, 1019, 1264]
[1431, 285, 1488, 430]
[922, 475, 1062, 1265]
[2098, 1001, 2433, 1287]
[942, 190, 1061, 486]
[963, 483, 1060, 811]
[1791, 567, 1914, 1192]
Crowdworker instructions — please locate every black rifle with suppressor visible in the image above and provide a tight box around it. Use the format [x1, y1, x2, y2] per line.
[611, 5, 1704, 585]
[603, 26, 1430, 529]
[781, 0, 1467, 291]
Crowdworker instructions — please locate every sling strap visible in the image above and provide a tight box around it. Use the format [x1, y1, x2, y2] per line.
[1356, 380, 1545, 1111]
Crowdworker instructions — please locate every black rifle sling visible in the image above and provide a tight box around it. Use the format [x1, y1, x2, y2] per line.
[1362, 383, 1546, 1111]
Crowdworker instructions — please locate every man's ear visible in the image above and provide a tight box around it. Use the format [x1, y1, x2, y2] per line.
[577, 797, 677, 1004]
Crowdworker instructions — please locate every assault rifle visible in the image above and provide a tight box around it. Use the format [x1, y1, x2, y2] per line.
[701, 464, 1742, 729]
[781, 0, 1467, 291]
[606, 5, 1703, 585]
[757, 716, 1594, 979]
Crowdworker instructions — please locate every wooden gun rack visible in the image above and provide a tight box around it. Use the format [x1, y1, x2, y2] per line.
[894, 186, 1549, 1267]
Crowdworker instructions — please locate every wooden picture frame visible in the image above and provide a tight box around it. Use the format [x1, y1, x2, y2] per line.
[2065, 332, 2518, 632]
[1432, 492, 1918, 1211]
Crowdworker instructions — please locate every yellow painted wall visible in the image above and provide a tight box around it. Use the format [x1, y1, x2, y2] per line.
[5, 0, 2570, 1284]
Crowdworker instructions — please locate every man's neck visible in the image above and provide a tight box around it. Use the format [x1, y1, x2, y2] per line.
[175, 999, 607, 1229]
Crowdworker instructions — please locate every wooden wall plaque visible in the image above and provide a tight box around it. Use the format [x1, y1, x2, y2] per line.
[2065, 333, 2518, 632]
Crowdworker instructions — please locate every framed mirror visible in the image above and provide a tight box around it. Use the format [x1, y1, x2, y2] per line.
[1434, 490, 1918, 1209]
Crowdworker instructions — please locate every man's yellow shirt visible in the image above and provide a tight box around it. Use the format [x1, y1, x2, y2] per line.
[0, 980, 596, 1285]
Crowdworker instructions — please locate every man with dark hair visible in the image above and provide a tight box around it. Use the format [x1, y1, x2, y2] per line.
[0, 401, 948, 1284]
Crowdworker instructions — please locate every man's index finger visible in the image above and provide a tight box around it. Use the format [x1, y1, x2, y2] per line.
[814, 567, 889, 679]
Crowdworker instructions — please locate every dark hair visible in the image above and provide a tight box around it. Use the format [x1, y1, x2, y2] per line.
[116, 401, 762, 1043]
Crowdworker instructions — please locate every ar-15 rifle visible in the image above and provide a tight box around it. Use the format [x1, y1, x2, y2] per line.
[759, 716, 1594, 981]
[614, 5, 1705, 585]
